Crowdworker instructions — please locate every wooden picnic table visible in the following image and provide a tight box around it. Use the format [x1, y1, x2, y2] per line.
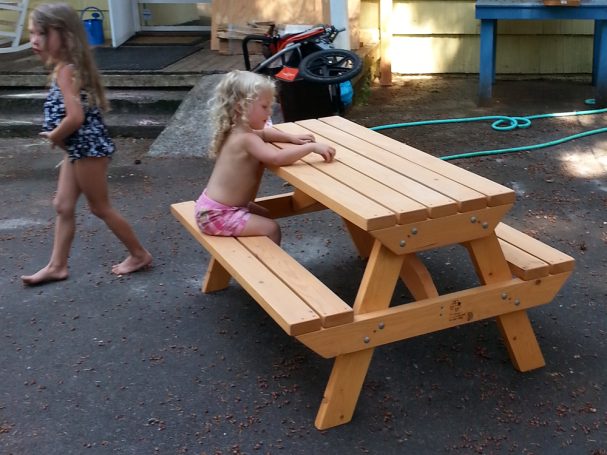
[171, 116, 574, 430]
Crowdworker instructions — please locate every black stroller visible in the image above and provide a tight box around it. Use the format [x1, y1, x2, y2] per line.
[242, 24, 363, 122]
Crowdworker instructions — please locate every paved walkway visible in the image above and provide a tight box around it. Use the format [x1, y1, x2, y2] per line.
[1, 77, 606, 454]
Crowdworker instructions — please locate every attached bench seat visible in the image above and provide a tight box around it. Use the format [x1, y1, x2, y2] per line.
[496, 222, 575, 281]
[170, 201, 354, 337]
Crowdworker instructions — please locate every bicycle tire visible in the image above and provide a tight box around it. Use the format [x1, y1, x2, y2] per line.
[298, 49, 362, 84]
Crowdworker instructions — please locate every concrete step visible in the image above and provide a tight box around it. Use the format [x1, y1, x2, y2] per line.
[0, 73, 204, 89]
[0, 88, 187, 138]
[0, 113, 171, 138]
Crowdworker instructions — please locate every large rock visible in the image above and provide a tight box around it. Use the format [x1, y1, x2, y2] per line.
[147, 74, 223, 157]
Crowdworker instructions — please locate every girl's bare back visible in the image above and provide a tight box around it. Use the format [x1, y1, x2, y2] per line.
[204, 131, 264, 207]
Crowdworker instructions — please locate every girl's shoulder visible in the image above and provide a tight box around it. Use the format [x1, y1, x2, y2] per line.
[56, 63, 77, 79]
[231, 129, 263, 148]
[53, 64, 82, 95]
[218, 130, 259, 157]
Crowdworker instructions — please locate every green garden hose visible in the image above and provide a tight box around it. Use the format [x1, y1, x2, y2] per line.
[369, 102, 607, 161]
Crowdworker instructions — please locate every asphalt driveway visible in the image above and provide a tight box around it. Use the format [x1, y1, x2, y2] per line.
[1, 76, 606, 454]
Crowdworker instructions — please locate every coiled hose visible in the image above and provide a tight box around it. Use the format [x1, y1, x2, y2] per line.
[369, 101, 607, 161]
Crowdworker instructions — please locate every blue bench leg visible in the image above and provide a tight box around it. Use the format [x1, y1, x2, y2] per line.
[594, 20, 607, 107]
[479, 19, 497, 105]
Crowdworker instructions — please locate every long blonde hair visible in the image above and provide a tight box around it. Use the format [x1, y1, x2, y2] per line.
[30, 3, 108, 111]
[208, 70, 275, 158]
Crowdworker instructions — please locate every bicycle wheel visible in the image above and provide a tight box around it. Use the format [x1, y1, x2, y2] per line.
[298, 49, 362, 84]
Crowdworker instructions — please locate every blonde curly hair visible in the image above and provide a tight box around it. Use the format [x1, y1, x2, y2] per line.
[208, 70, 276, 159]
[30, 3, 108, 111]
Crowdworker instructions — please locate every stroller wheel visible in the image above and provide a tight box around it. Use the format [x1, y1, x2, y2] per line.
[298, 49, 362, 84]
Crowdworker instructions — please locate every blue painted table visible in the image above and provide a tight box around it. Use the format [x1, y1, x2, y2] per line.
[476, 0, 607, 105]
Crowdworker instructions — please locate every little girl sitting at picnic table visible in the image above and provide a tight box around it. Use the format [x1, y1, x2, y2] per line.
[196, 70, 336, 244]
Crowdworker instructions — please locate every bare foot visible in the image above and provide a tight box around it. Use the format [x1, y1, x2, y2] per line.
[21, 265, 68, 286]
[111, 251, 153, 275]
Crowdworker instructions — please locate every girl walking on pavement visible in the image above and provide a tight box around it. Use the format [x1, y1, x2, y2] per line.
[21, 3, 152, 286]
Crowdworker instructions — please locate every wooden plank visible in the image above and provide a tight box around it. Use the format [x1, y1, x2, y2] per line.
[297, 273, 570, 358]
[343, 218, 374, 258]
[300, 156, 429, 224]
[275, 122, 458, 219]
[353, 241, 404, 313]
[399, 253, 439, 300]
[379, 0, 392, 85]
[292, 188, 319, 211]
[465, 234, 545, 372]
[170, 201, 321, 336]
[239, 236, 354, 328]
[392, 1, 478, 35]
[202, 256, 231, 292]
[496, 310, 545, 372]
[253, 191, 326, 218]
[498, 238, 550, 280]
[211, 0, 324, 49]
[267, 153, 397, 231]
[310, 152, 457, 219]
[293, 119, 488, 213]
[301, 153, 429, 223]
[319, 116, 516, 207]
[465, 232, 513, 283]
[0, 19, 18, 27]
[315, 349, 374, 429]
[371, 204, 513, 255]
[348, 0, 361, 50]
[315, 240, 404, 430]
[496, 223, 575, 274]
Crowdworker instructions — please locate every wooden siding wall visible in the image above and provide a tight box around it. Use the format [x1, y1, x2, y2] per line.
[4, 0, 595, 75]
[211, 0, 361, 50]
[386, 0, 594, 74]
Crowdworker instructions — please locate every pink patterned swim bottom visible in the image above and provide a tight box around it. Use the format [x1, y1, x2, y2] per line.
[195, 190, 251, 237]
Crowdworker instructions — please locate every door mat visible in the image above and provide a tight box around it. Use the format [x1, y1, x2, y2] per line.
[93, 45, 201, 71]
[123, 33, 206, 46]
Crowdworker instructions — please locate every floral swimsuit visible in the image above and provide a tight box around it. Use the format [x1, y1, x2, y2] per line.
[43, 79, 115, 161]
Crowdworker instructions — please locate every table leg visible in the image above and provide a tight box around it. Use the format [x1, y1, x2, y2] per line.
[465, 234, 545, 372]
[399, 253, 439, 300]
[315, 240, 404, 429]
[202, 257, 231, 293]
[343, 218, 374, 259]
[593, 20, 607, 106]
[292, 188, 318, 211]
[478, 19, 497, 106]
[315, 350, 374, 430]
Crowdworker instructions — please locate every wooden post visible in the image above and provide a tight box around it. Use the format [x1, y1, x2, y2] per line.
[315, 241, 404, 429]
[322, 0, 359, 50]
[379, 0, 392, 86]
[465, 234, 546, 371]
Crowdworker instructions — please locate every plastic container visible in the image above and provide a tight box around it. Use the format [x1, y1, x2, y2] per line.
[81, 7, 105, 46]
[339, 81, 353, 109]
